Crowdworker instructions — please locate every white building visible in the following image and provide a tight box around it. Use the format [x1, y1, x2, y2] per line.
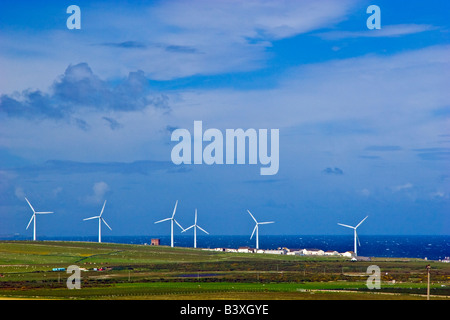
[264, 249, 286, 255]
[304, 249, 325, 256]
[341, 251, 354, 257]
[285, 248, 304, 255]
[238, 246, 254, 253]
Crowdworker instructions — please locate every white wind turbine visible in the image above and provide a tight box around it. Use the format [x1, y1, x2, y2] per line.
[25, 197, 53, 241]
[182, 209, 209, 248]
[247, 210, 274, 250]
[83, 200, 112, 243]
[337, 216, 368, 257]
[154, 200, 184, 247]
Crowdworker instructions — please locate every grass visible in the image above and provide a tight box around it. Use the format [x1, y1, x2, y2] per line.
[0, 240, 449, 300]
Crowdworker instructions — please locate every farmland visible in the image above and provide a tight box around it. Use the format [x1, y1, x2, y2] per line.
[0, 241, 449, 300]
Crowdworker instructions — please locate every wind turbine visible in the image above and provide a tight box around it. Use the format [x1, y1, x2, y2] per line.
[25, 197, 53, 241]
[182, 209, 209, 248]
[246, 210, 274, 250]
[337, 216, 368, 257]
[154, 200, 184, 247]
[83, 200, 112, 243]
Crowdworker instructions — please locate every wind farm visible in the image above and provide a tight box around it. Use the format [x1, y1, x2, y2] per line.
[14, 198, 441, 263]
[0, 197, 447, 301]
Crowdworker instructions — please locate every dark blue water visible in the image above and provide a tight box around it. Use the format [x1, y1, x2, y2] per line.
[3, 234, 449, 260]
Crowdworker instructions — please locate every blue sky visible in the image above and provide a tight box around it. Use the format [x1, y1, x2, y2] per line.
[0, 0, 449, 238]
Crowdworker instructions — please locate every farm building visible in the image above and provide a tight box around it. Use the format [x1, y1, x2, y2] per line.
[150, 238, 160, 246]
[304, 249, 325, 256]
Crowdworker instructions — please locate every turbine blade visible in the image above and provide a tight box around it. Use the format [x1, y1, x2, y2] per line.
[171, 200, 178, 218]
[259, 221, 274, 225]
[195, 209, 197, 224]
[356, 215, 368, 228]
[174, 219, 184, 231]
[337, 223, 355, 229]
[25, 197, 35, 213]
[99, 200, 106, 217]
[83, 216, 99, 221]
[356, 231, 361, 246]
[197, 225, 209, 234]
[102, 218, 112, 230]
[247, 210, 258, 223]
[182, 225, 194, 233]
[36, 211, 53, 214]
[26, 214, 35, 230]
[154, 217, 171, 224]
[250, 225, 257, 239]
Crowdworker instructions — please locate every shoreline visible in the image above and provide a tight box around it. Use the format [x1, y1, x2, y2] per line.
[0, 239, 448, 262]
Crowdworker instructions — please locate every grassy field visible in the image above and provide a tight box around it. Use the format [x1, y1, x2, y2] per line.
[0, 240, 449, 300]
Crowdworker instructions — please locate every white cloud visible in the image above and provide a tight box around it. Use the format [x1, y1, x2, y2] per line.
[430, 191, 447, 199]
[85, 181, 109, 204]
[359, 188, 371, 196]
[317, 24, 438, 40]
[0, 0, 357, 88]
[52, 186, 63, 197]
[1, 45, 448, 167]
[392, 183, 414, 192]
[14, 186, 26, 200]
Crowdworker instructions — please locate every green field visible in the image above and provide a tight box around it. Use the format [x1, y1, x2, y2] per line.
[0, 241, 449, 300]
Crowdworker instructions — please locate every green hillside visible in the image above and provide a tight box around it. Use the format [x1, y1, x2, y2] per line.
[0, 241, 448, 300]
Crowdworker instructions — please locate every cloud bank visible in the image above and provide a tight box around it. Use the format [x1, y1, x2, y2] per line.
[0, 63, 168, 128]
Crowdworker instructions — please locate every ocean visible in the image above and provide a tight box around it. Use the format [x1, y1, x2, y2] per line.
[2, 234, 449, 260]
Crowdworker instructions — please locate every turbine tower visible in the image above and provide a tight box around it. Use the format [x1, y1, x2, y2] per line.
[83, 200, 112, 243]
[154, 200, 184, 247]
[25, 197, 53, 241]
[182, 209, 209, 248]
[247, 210, 274, 250]
[337, 216, 368, 257]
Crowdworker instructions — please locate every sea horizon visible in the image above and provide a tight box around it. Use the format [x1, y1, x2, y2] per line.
[1, 234, 448, 261]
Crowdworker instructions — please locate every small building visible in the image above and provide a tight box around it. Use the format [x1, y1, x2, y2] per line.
[324, 250, 339, 256]
[304, 248, 325, 256]
[341, 251, 355, 257]
[264, 249, 286, 255]
[356, 256, 371, 262]
[238, 246, 254, 253]
[286, 248, 305, 255]
[150, 238, 160, 246]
